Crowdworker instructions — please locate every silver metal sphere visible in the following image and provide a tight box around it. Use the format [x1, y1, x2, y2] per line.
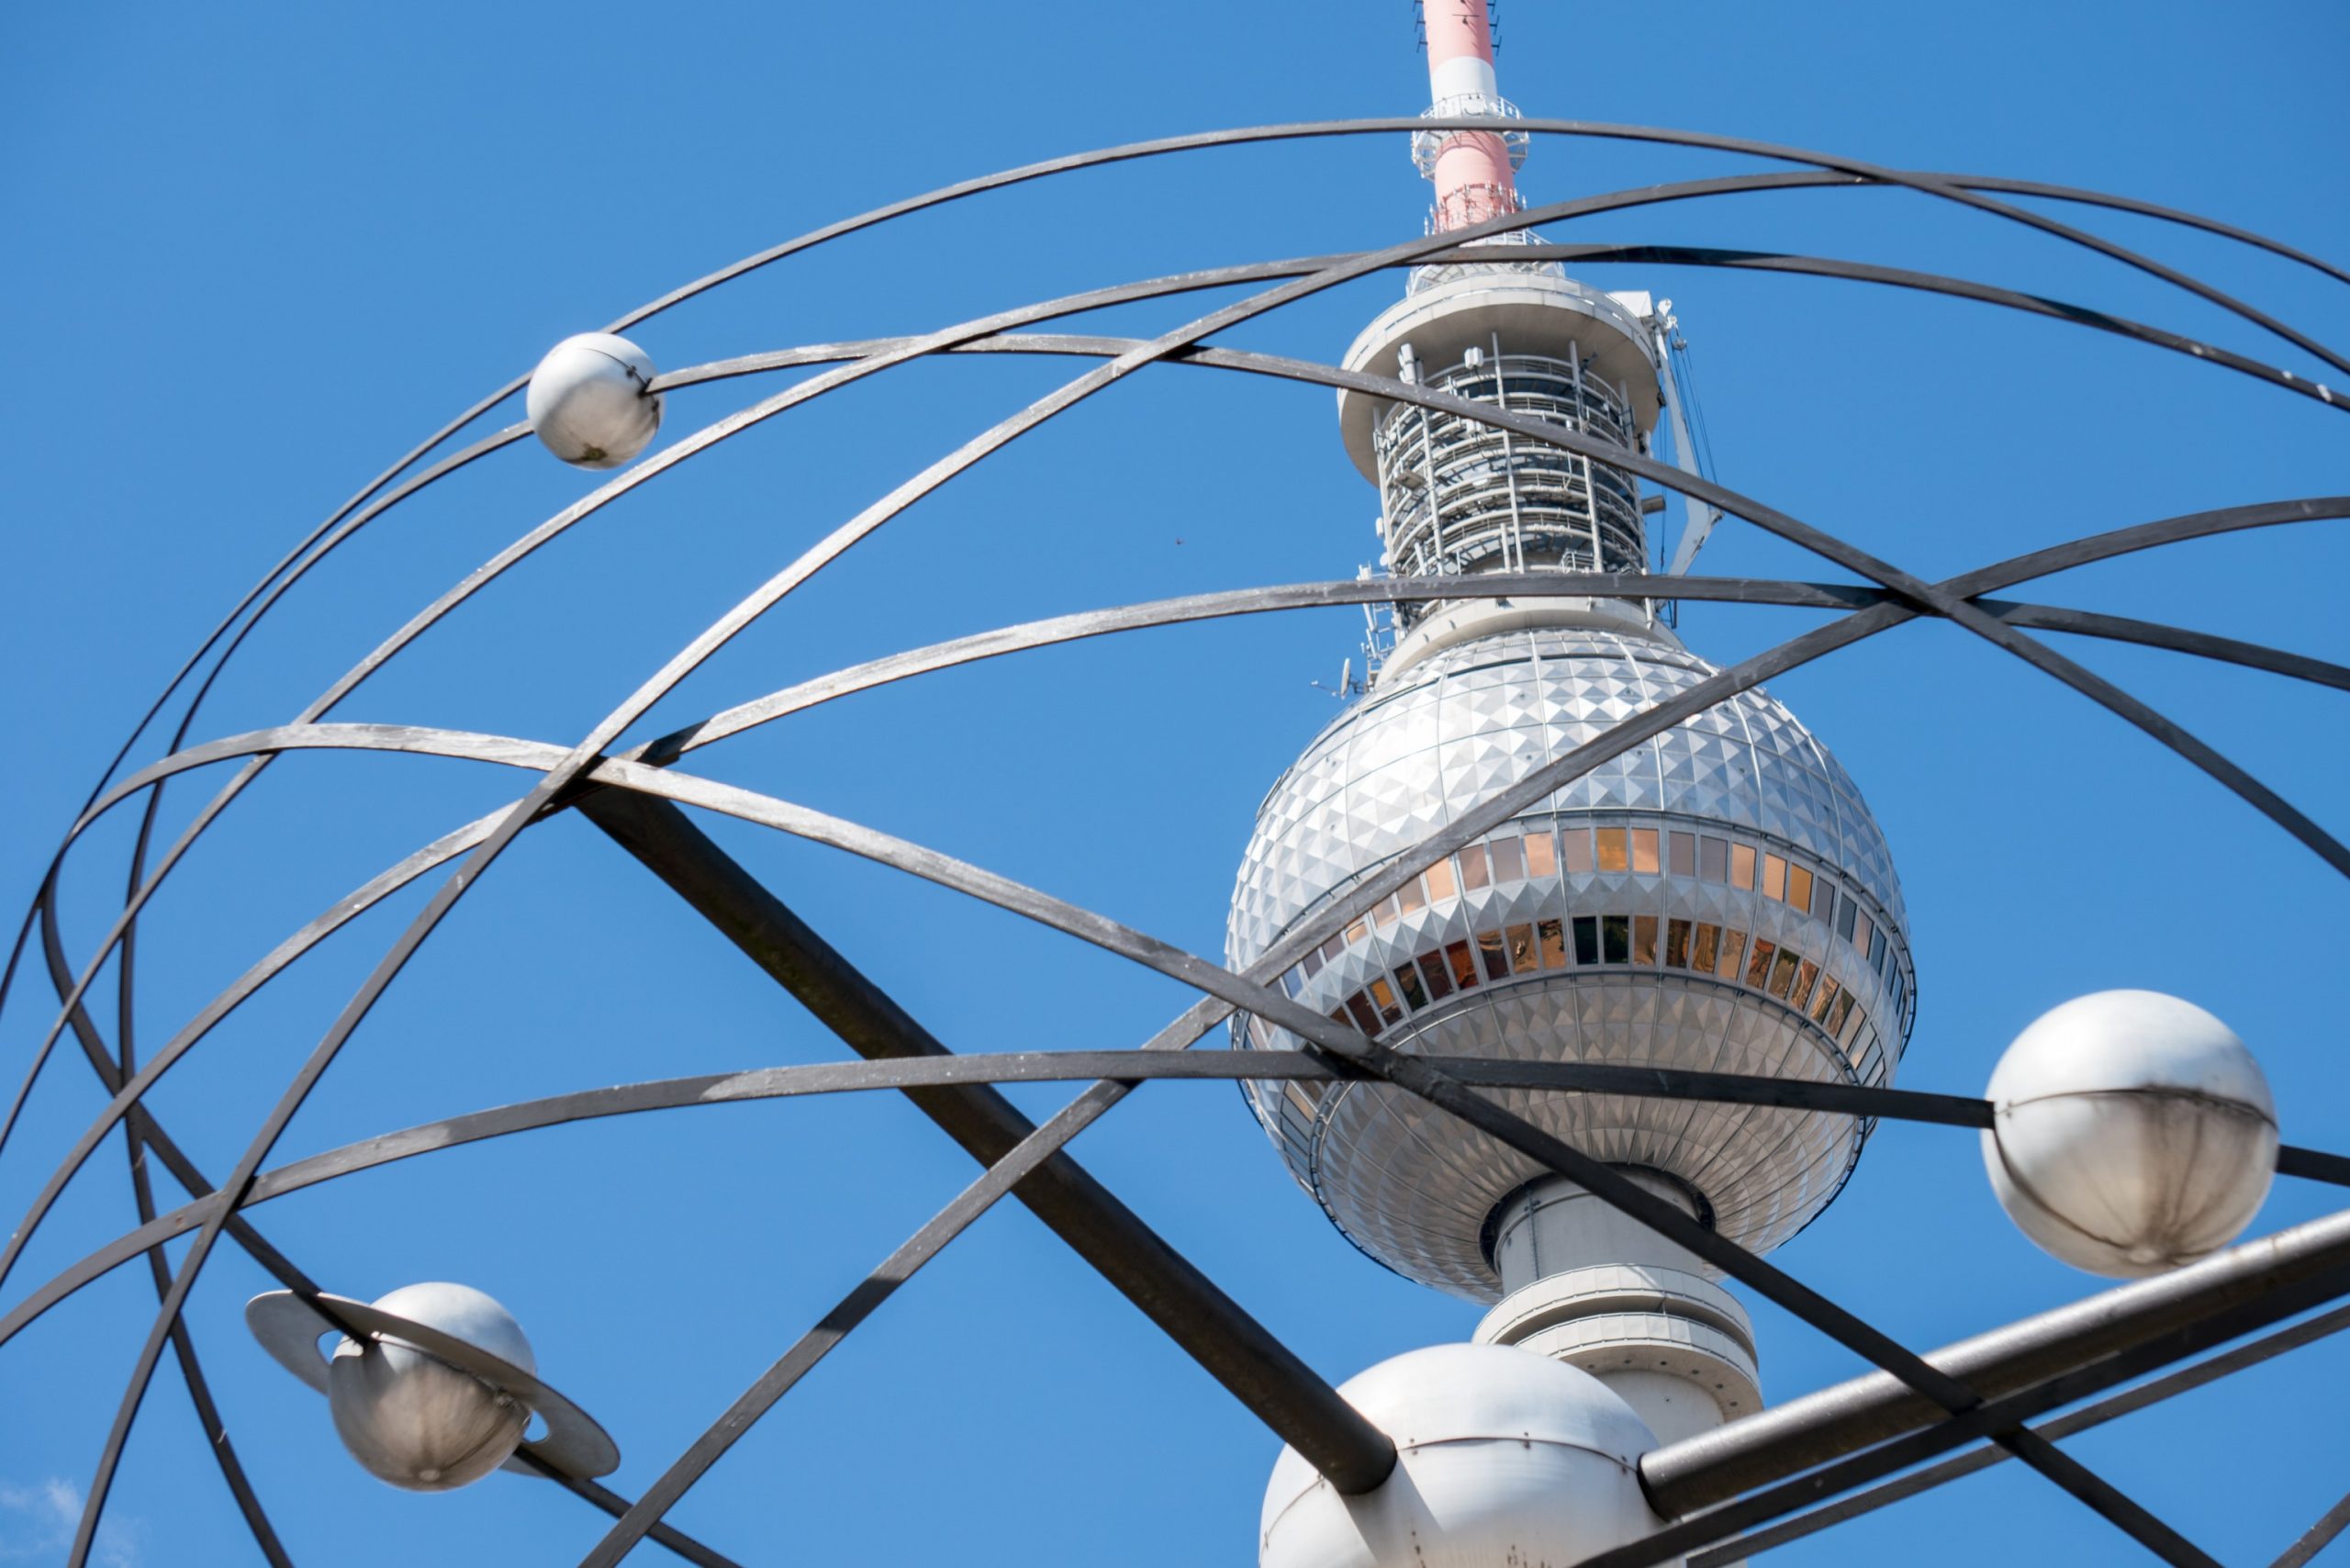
[326, 1282, 537, 1492]
[525, 331, 662, 468]
[1229, 620, 1915, 1299]
[1259, 1342, 1664, 1568]
[1982, 990, 2277, 1278]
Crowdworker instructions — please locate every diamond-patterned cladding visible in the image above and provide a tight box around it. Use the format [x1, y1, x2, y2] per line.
[1228, 624, 1915, 1301]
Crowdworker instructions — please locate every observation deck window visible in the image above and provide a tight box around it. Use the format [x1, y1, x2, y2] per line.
[1718, 928, 1749, 979]
[1811, 974, 1842, 1025]
[1539, 918, 1570, 969]
[1762, 853, 1788, 902]
[1633, 915, 1660, 966]
[1393, 961, 1431, 1012]
[1369, 977, 1404, 1025]
[1603, 914, 1631, 964]
[1572, 914, 1600, 965]
[1669, 831, 1697, 877]
[1446, 940, 1482, 991]
[1524, 829, 1558, 878]
[1425, 858, 1458, 902]
[1631, 829, 1662, 874]
[1691, 922, 1720, 973]
[1787, 864, 1814, 912]
[1792, 958, 1820, 1011]
[1417, 952, 1456, 1002]
[1507, 923, 1539, 971]
[1596, 828, 1629, 872]
[1837, 894, 1858, 942]
[1460, 843, 1492, 890]
[1699, 835, 1729, 883]
[1745, 937, 1779, 990]
[1491, 835, 1527, 883]
[1398, 875, 1427, 918]
[1731, 845, 1758, 890]
[1561, 826, 1593, 873]
[1665, 918, 1693, 969]
[1479, 929, 1510, 980]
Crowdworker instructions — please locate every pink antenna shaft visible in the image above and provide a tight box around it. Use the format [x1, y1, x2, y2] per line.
[1422, 0, 1516, 230]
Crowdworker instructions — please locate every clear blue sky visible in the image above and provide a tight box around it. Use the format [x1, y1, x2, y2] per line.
[2, 2, 2345, 1564]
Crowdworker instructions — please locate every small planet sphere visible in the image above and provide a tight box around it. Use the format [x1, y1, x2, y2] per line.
[1982, 990, 2277, 1278]
[525, 331, 662, 468]
[327, 1282, 536, 1492]
[1259, 1342, 1665, 1568]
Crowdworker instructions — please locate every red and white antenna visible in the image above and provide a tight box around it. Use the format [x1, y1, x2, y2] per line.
[1411, 0, 1529, 233]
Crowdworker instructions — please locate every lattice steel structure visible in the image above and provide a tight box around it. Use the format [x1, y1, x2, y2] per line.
[2, 22, 2347, 1568]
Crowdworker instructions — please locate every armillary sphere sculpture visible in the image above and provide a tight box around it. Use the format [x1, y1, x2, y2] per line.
[3, 3, 2344, 1564]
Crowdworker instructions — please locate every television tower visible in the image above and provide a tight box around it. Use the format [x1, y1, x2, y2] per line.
[1238, 6, 1918, 1558]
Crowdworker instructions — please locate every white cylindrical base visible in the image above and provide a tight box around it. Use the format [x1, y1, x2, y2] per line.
[1479, 1175, 1763, 1449]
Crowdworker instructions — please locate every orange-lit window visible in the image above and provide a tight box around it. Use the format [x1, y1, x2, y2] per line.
[1665, 918, 1692, 969]
[1731, 845, 1757, 890]
[1344, 993, 1381, 1034]
[1633, 915, 1660, 965]
[1762, 854, 1787, 902]
[1852, 910, 1874, 959]
[1507, 924, 1538, 971]
[1524, 830, 1558, 878]
[1632, 829, 1662, 874]
[1417, 952, 1454, 1002]
[1447, 940, 1481, 991]
[1769, 947, 1800, 999]
[1478, 929, 1511, 980]
[1284, 1081, 1320, 1121]
[1368, 977, 1403, 1024]
[1397, 877, 1427, 917]
[1787, 866, 1814, 913]
[1393, 962, 1429, 1012]
[1491, 835, 1527, 883]
[1746, 938, 1777, 989]
[1345, 919, 1368, 946]
[1718, 928, 1748, 980]
[1459, 844, 1491, 891]
[1425, 858, 1458, 902]
[1669, 831, 1696, 877]
[1811, 974, 1842, 1024]
[1561, 826, 1594, 873]
[1826, 990, 1854, 1035]
[1596, 828, 1629, 872]
[1700, 836, 1729, 882]
[1692, 923, 1720, 972]
[1538, 919, 1569, 968]
[1604, 915, 1631, 963]
[1791, 958, 1819, 1011]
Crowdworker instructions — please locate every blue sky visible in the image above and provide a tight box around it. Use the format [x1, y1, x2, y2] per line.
[2, 2, 2345, 1564]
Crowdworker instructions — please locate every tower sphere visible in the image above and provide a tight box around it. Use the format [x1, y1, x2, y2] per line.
[1229, 619, 1915, 1298]
[525, 331, 662, 468]
[326, 1282, 537, 1491]
[1982, 990, 2277, 1277]
[1259, 1343, 1667, 1568]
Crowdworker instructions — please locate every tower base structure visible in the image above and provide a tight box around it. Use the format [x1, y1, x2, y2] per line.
[1475, 1171, 1762, 1446]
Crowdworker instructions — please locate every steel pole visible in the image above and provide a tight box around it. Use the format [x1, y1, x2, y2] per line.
[576, 786, 1397, 1493]
[1642, 1204, 2350, 1517]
